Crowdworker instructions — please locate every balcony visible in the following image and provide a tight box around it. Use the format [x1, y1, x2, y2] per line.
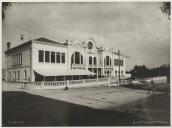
[71, 64, 85, 69]
[88, 64, 103, 68]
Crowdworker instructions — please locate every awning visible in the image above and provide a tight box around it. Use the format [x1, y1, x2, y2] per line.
[34, 69, 96, 76]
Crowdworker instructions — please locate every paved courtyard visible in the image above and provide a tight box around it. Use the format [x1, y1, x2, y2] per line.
[3, 82, 170, 126]
[3, 84, 151, 110]
[24, 86, 151, 111]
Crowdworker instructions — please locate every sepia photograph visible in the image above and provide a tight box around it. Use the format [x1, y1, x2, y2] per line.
[2, 1, 170, 127]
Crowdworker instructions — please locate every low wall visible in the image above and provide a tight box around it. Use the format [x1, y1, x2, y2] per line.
[23, 78, 109, 90]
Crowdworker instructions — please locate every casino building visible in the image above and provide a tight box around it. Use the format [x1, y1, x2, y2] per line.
[5, 37, 127, 82]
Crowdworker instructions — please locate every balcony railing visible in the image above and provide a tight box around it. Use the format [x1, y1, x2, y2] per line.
[71, 64, 85, 69]
[88, 64, 103, 68]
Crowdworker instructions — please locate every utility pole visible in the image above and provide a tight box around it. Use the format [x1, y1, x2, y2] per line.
[118, 50, 121, 86]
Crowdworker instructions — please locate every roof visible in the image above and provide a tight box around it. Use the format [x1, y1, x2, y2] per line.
[4, 40, 32, 54]
[34, 69, 96, 76]
[34, 37, 64, 45]
[5, 37, 65, 54]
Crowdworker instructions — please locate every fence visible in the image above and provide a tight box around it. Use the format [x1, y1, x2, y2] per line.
[23, 78, 109, 90]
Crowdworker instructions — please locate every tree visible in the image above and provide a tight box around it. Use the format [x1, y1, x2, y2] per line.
[2, 2, 11, 20]
[160, 2, 171, 20]
[130, 64, 170, 83]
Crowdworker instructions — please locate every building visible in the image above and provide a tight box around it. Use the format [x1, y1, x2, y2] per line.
[4, 37, 127, 82]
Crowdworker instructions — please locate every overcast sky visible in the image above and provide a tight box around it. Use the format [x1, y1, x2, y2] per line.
[2, 2, 170, 70]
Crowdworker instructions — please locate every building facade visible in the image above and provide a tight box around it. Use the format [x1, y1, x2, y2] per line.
[5, 37, 127, 82]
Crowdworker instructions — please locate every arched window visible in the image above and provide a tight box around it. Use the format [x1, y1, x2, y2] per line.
[89, 56, 92, 65]
[24, 70, 27, 80]
[8, 71, 11, 81]
[94, 57, 97, 65]
[71, 52, 83, 64]
[75, 52, 80, 64]
[105, 56, 111, 66]
[14, 71, 16, 80]
[110, 58, 111, 66]
[18, 71, 20, 80]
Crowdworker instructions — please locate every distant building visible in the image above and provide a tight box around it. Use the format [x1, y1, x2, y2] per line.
[4, 37, 127, 82]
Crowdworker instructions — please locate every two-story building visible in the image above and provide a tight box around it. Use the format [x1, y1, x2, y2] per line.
[5, 37, 127, 82]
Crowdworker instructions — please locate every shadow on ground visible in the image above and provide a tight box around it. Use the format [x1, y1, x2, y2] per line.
[2, 91, 170, 126]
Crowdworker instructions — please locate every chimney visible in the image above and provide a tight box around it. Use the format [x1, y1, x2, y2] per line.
[7, 42, 11, 50]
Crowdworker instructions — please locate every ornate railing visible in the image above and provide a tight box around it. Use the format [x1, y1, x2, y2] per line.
[71, 64, 85, 69]
[22, 77, 113, 89]
[69, 80, 83, 85]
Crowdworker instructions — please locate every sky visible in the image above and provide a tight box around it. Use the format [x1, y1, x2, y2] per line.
[2, 2, 170, 70]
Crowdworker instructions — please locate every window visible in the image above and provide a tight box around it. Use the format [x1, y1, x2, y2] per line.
[51, 52, 55, 63]
[24, 70, 27, 80]
[110, 58, 111, 66]
[39, 50, 44, 62]
[89, 56, 92, 65]
[21, 53, 22, 65]
[16, 55, 18, 65]
[105, 56, 111, 66]
[45, 51, 50, 62]
[18, 54, 21, 65]
[71, 52, 83, 64]
[75, 52, 80, 64]
[56, 52, 60, 63]
[121, 70, 123, 74]
[14, 71, 16, 79]
[114, 59, 123, 66]
[88, 42, 93, 49]
[8, 72, 11, 81]
[12, 53, 22, 66]
[94, 57, 97, 65]
[18, 71, 20, 80]
[115, 70, 117, 73]
[62, 53, 65, 63]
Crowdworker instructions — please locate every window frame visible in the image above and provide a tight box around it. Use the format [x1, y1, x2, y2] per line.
[51, 51, 55, 63]
[45, 51, 50, 63]
[56, 52, 61, 63]
[61, 53, 65, 63]
[39, 50, 44, 62]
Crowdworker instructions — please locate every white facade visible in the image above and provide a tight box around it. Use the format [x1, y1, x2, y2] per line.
[5, 37, 127, 82]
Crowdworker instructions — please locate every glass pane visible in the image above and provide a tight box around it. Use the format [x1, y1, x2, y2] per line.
[75, 52, 80, 64]
[56, 52, 60, 63]
[62, 53, 65, 63]
[51, 52, 55, 63]
[39, 50, 44, 62]
[45, 51, 50, 62]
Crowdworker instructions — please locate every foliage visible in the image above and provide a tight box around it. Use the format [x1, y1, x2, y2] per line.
[2, 2, 11, 20]
[130, 64, 170, 83]
[160, 2, 171, 20]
